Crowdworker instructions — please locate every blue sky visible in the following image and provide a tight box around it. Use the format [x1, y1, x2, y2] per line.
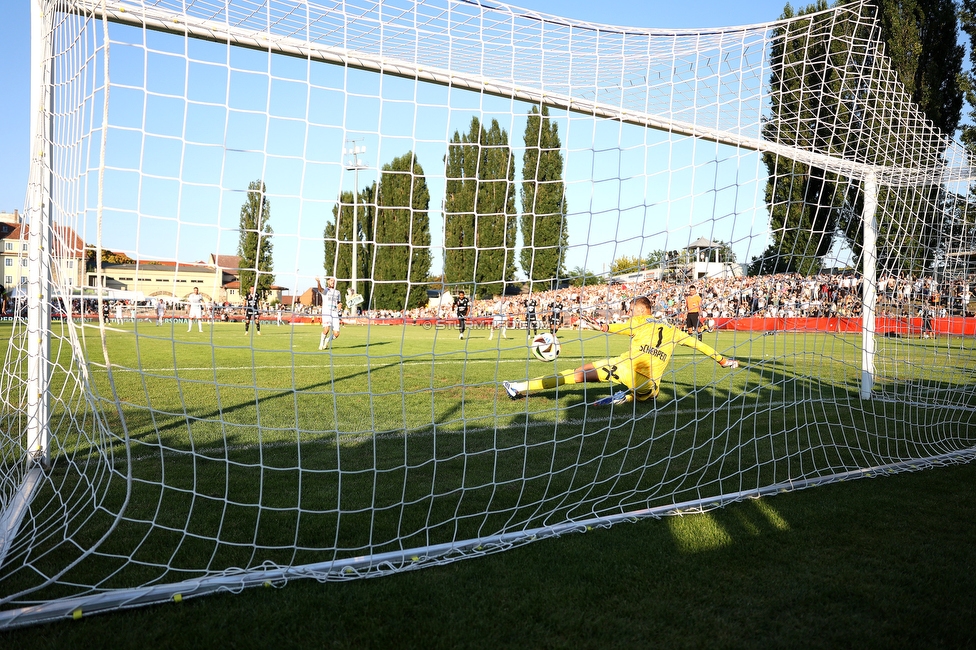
[1, 0, 794, 290]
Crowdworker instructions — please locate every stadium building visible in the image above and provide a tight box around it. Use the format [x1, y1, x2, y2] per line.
[85, 253, 286, 306]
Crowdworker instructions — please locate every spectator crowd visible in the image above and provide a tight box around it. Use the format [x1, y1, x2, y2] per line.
[381, 272, 975, 326]
[1, 272, 971, 326]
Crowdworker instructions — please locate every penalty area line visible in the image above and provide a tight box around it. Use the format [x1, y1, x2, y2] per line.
[91, 358, 552, 373]
[80, 322, 129, 333]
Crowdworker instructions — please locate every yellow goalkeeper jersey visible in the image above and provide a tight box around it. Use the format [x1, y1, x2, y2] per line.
[607, 315, 725, 380]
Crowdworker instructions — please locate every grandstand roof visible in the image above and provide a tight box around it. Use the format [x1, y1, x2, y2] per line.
[686, 237, 723, 250]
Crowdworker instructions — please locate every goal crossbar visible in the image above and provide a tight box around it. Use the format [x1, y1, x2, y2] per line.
[76, 0, 967, 187]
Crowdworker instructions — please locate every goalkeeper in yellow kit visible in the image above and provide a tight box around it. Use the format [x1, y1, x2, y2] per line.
[503, 296, 738, 406]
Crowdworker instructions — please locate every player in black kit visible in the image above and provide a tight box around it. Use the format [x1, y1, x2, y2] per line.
[244, 286, 261, 335]
[548, 298, 564, 334]
[524, 295, 539, 335]
[454, 290, 470, 340]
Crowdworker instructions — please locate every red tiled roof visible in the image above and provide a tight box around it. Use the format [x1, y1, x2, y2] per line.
[211, 254, 242, 270]
[4, 223, 86, 258]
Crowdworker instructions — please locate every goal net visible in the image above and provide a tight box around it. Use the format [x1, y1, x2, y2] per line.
[2, 0, 975, 627]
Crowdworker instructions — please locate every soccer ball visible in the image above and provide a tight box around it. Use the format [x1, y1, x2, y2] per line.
[705, 318, 716, 333]
[530, 333, 561, 362]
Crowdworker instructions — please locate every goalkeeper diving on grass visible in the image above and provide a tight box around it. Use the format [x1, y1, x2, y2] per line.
[503, 296, 739, 406]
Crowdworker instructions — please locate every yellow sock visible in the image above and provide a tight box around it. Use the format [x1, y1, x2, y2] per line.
[525, 368, 580, 392]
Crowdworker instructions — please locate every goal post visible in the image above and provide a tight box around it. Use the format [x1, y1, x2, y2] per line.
[861, 171, 879, 400]
[26, 0, 53, 469]
[0, 0, 56, 582]
[1, 0, 975, 629]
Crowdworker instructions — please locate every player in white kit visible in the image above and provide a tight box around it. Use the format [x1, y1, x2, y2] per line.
[316, 277, 343, 350]
[186, 287, 204, 332]
[488, 296, 509, 340]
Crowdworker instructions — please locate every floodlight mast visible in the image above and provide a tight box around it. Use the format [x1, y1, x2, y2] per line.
[343, 141, 367, 298]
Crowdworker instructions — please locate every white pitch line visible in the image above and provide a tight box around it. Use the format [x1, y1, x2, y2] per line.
[80, 323, 129, 333]
[88, 357, 564, 373]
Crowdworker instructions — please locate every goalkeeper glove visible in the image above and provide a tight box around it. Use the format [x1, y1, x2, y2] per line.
[719, 357, 739, 369]
[580, 315, 604, 331]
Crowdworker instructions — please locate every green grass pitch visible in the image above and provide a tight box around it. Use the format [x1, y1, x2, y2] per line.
[1, 319, 974, 606]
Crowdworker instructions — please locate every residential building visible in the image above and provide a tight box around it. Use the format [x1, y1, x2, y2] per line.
[1, 210, 86, 293]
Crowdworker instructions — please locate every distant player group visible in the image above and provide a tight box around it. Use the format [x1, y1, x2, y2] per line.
[176, 277, 346, 352]
[181, 285, 267, 336]
[454, 292, 566, 340]
[178, 280, 738, 406]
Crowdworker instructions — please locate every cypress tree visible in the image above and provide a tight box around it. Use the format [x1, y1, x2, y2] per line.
[373, 152, 431, 311]
[475, 119, 517, 298]
[444, 118, 517, 298]
[443, 119, 479, 290]
[520, 105, 569, 291]
[237, 179, 275, 297]
[324, 184, 375, 309]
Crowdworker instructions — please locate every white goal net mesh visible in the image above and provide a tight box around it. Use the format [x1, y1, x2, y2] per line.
[1, 0, 975, 627]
